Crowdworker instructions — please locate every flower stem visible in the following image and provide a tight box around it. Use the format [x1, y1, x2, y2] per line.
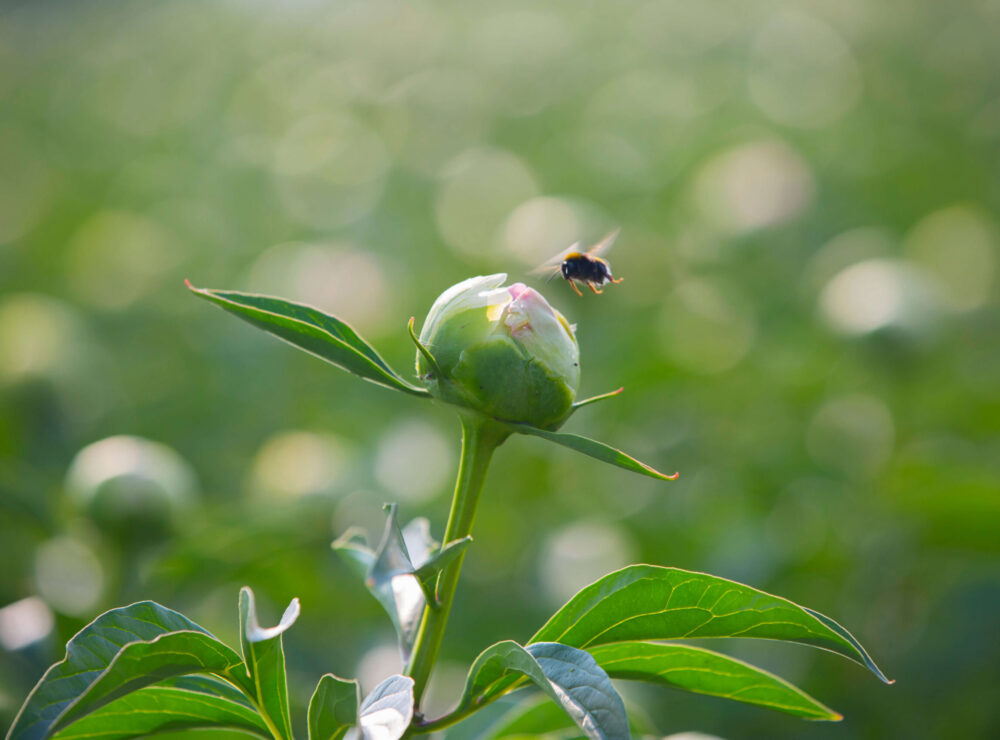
[405, 412, 508, 710]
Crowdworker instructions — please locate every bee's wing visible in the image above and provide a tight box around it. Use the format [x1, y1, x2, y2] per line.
[585, 228, 621, 258]
[528, 241, 581, 276]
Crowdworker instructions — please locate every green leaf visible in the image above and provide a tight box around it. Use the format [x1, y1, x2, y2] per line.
[357, 675, 414, 740]
[453, 641, 630, 740]
[413, 536, 472, 606]
[50, 631, 250, 734]
[307, 674, 359, 740]
[186, 283, 429, 397]
[530, 565, 890, 684]
[504, 424, 678, 481]
[7, 601, 239, 740]
[588, 642, 840, 720]
[49, 685, 270, 740]
[238, 587, 300, 740]
[488, 697, 577, 739]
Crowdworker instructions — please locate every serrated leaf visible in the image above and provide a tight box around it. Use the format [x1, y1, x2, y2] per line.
[239, 588, 300, 740]
[49, 685, 270, 740]
[588, 642, 840, 720]
[187, 284, 428, 397]
[530, 565, 890, 684]
[351, 675, 414, 740]
[50, 630, 250, 734]
[7, 601, 243, 740]
[504, 424, 678, 481]
[308, 674, 360, 740]
[454, 641, 630, 740]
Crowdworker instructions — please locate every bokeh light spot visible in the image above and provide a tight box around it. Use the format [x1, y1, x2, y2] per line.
[539, 520, 636, 607]
[375, 420, 453, 504]
[807, 394, 895, 475]
[249, 430, 349, 501]
[435, 148, 539, 259]
[0, 597, 54, 651]
[693, 140, 814, 233]
[34, 537, 105, 616]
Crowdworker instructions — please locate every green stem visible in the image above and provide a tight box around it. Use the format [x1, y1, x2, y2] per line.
[405, 412, 508, 711]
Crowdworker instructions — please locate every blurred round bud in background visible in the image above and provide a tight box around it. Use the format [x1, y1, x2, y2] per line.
[65, 435, 198, 545]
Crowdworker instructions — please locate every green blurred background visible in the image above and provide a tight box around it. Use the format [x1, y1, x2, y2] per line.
[2, 0, 999, 737]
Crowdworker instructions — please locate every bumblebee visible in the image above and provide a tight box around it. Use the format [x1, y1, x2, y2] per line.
[532, 230, 624, 296]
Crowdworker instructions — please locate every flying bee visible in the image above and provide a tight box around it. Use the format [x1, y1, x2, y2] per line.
[531, 229, 624, 296]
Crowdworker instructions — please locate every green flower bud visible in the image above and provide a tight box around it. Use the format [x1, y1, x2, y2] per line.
[417, 275, 580, 429]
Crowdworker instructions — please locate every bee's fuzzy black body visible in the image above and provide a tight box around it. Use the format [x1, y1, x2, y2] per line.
[559, 252, 620, 295]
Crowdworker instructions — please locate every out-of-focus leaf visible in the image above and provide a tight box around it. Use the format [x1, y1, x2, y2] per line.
[186, 284, 429, 397]
[7, 601, 245, 740]
[238, 587, 300, 740]
[530, 565, 891, 684]
[588, 642, 840, 720]
[487, 696, 576, 739]
[308, 674, 359, 740]
[452, 641, 630, 740]
[50, 631, 249, 734]
[332, 505, 426, 661]
[353, 675, 414, 740]
[504, 424, 678, 481]
[49, 685, 269, 740]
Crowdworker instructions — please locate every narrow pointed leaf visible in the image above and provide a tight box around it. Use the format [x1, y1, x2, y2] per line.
[505, 424, 677, 481]
[50, 630, 250, 734]
[239, 588, 299, 740]
[530, 565, 890, 684]
[588, 642, 840, 720]
[187, 284, 428, 397]
[356, 675, 414, 740]
[49, 686, 269, 740]
[571, 387, 624, 411]
[308, 674, 359, 740]
[331, 528, 374, 582]
[452, 641, 629, 740]
[413, 536, 472, 606]
[7, 601, 240, 740]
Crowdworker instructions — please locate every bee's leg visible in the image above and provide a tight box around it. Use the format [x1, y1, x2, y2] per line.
[568, 279, 584, 297]
[610, 277, 624, 284]
[588, 283, 603, 295]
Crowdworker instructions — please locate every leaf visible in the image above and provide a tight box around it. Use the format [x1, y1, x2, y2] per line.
[454, 641, 630, 740]
[530, 565, 890, 684]
[7, 600, 241, 740]
[50, 631, 250, 734]
[332, 505, 426, 661]
[488, 697, 576, 739]
[413, 536, 472, 606]
[588, 642, 840, 720]
[239, 588, 300, 740]
[504, 425, 678, 481]
[49, 685, 270, 740]
[308, 674, 360, 740]
[353, 675, 414, 740]
[186, 283, 429, 397]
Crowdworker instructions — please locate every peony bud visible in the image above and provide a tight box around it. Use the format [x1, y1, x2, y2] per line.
[416, 275, 580, 429]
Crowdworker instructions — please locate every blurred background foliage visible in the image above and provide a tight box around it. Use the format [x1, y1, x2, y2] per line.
[1, 0, 999, 737]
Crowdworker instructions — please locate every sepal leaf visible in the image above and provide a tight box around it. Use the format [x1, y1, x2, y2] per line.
[186, 283, 428, 397]
[503, 424, 677, 481]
